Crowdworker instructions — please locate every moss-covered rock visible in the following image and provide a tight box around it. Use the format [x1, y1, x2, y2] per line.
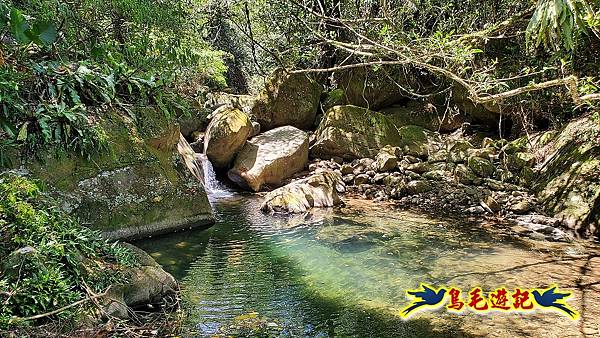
[322, 88, 346, 112]
[203, 107, 252, 169]
[448, 140, 474, 163]
[397, 125, 440, 158]
[23, 109, 214, 240]
[104, 243, 177, 319]
[468, 156, 495, 178]
[311, 105, 403, 159]
[335, 66, 425, 110]
[381, 101, 464, 132]
[251, 69, 322, 130]
[532, 116, 600, 237]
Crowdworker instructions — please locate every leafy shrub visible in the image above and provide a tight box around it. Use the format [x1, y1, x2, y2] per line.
[0, 0, 229, 165]
[0, 173, 136, 329]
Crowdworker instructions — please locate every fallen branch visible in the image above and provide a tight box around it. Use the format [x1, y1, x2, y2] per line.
[475, 76, 580, 105]
[290, 61, 586, 107]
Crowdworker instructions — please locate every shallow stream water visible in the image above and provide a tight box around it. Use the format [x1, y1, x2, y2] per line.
[137, 190, 600, 338]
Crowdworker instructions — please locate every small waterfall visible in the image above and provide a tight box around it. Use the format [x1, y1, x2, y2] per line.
[196, 153, 231, 196]
[177, 133, 234, 199]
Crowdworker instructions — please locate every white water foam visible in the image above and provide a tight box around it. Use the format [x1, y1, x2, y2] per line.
[196, 153, 235, 199]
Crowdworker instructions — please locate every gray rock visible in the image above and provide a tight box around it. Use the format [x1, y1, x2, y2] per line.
[510, 200, 532, 214]
[228, 126, 309, 192]
[423, 170, 447, 181]
[354, 174, 370, 185]
[341, 164, 354, 175]
[406, 180, 432, 194]
[375, 145, 401, 172]
[261, 170, 344, 213]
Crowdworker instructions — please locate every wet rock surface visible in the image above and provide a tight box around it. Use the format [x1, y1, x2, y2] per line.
[261, 170, 345, 213]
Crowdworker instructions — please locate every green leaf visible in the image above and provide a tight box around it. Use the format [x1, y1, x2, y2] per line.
[9, 8, 30, 44]
[28, 21, 57, 46]
[17, 121, 28, 141]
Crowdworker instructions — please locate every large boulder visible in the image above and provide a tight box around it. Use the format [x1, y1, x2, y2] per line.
[228, 126, 309, 192]
[25, 108, 214, 240]
[251, 69, 322, 130]
[103, 243, 177, 319]
[203, 107, 252, 169]
[310, 105, 403, 159]
[335, 66, 427, 110]
[261, 170, 345, 213]
[381, 101, 464, 132]
[532, 116, 600, 237]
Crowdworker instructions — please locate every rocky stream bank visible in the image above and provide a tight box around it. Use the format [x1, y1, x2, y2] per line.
[194, 67, 599, 242]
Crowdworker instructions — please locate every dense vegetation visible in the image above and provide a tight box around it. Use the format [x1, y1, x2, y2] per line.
[0, 173, 135, 330]
[0, 0, 228, 166]
[0, 0, 599, 336]
[205, 0, 600, 128]
[2, 1, 598, 165]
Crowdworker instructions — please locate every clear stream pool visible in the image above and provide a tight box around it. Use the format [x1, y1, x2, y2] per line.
[136, 194, 600, 338]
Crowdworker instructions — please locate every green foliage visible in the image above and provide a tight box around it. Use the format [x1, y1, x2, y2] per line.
[0, 174, 136, 328]
[0, 63, 112, 160]
[0, 0, 229, 163]
[526, 0, 587, 51]
[1, 7, 57, 46]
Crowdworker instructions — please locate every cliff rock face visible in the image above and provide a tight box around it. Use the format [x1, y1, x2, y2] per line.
[531, 116, 600, 238]
[24, 108, 214, 240]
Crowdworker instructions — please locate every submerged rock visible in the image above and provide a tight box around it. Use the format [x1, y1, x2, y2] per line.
[311, 105, 403, 159]
[203, 107, 252, 169]
[251, 68, 322, 130]
[228, 126, 309, 192]
[103, 243, 176, 319]
[261, 170, 344, 213]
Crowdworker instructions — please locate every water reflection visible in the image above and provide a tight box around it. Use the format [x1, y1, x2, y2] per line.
[136, 196, 600, 337]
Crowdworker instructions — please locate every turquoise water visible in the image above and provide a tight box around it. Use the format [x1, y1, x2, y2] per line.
[136, 194, 593, 337]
